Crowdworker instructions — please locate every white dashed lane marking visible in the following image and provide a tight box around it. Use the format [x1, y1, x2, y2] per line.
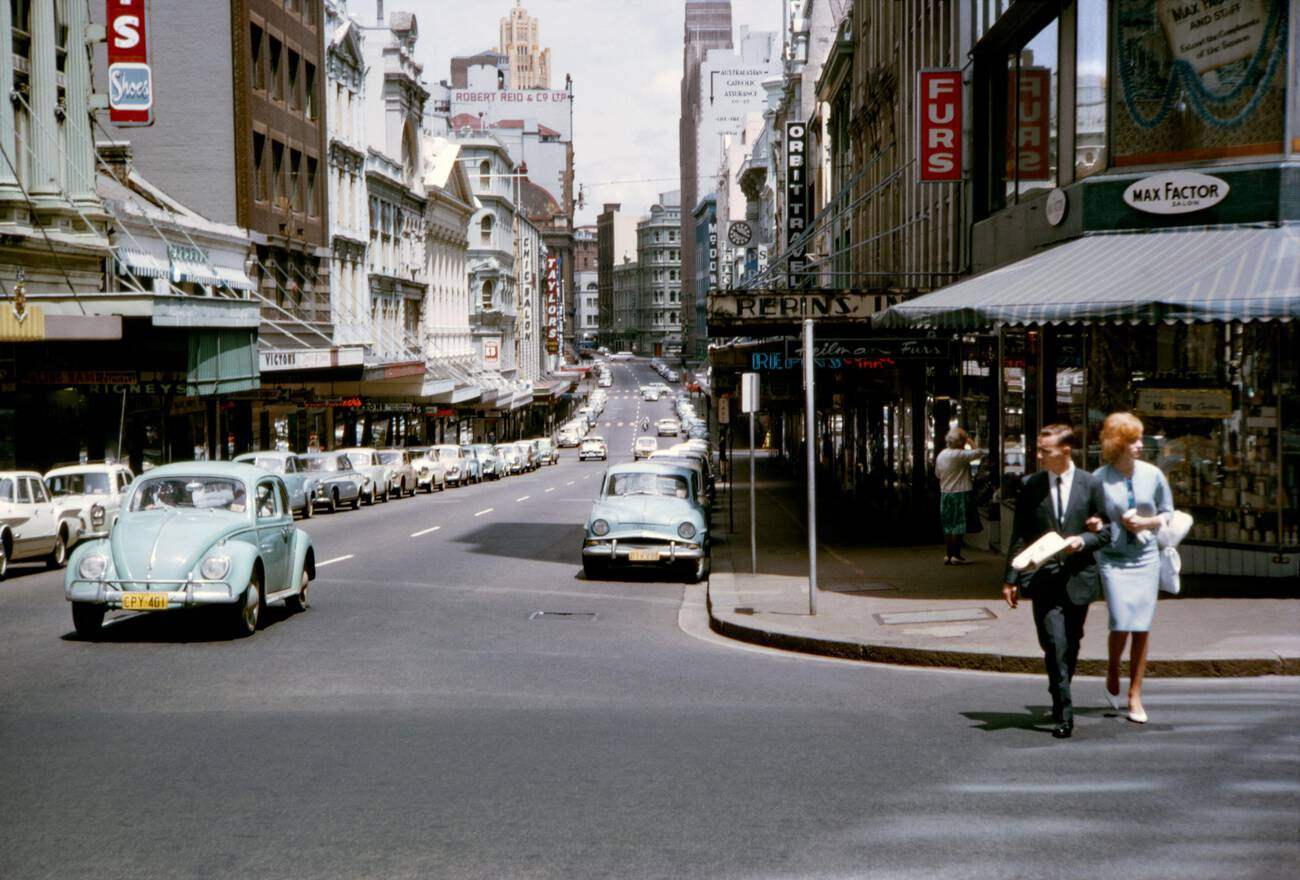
[317, 555, 354, 567]
[474, 507, 494, 517]
[516, 495, 530, 502]
[545, 487, 556, 493]
[409, 525, 442, 538]
[566, 481, 575, 486]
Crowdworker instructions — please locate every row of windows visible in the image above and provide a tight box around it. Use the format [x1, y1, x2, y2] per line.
[252, 131, 319, 216]
[250, 23, 319, 122]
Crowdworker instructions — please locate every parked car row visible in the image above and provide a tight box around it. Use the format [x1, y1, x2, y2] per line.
[649, 358, 679, 383]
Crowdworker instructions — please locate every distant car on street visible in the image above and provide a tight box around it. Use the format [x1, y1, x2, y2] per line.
[467, 444, 502, 480]
[299, 453, 365, 511]
[233, 451, 323, 518]
[634, 437, 658, 459]
[376, 449, 419, 497]
[408, 447, 448, 493]
[338, 448, 396, 505]
[494, 444, 525, 475]
[579, 436, 608, 461]
[44, 461, 136, 539]
[0, 470, 85, 577]
[64, 462, 315, 639]
[656, 418, 681, 437]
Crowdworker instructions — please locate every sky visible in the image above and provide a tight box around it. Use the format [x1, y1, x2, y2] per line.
[356, 0, 783, 226]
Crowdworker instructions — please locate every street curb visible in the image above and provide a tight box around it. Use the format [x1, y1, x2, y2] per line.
[704, 581, 1300, 678]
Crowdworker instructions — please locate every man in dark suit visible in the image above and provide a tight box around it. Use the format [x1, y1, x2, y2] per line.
[1002, 424, 1111, 739]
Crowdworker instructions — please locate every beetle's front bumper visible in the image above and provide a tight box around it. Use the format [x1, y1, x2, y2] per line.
[582, 537, 706, 562]
[66, 578, 239, 608]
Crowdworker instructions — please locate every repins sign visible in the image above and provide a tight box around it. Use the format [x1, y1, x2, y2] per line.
[1122, 171, 1230, 214]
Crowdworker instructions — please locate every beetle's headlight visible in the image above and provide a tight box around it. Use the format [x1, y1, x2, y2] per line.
[591, 519, 611, 537]
[200, 555, 230, 580]
[78, 554, 108, 580]
[677, 522, 697, 540]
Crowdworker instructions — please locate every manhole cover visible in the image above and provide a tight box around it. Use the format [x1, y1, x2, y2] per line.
[873, 607, 996, 626]
[529, 611, 599, 621]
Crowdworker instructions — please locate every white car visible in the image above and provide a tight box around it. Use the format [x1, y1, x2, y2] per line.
[656, 418, 681, 437]
[598, 376, 612, 388]
[409, 447, 449, 492]
[642, 387, 662, 402]
[44, 461, 135, 539]
[610, 351, 634, 361]
[338, 448, 395, 505]
[1, 471, 85, 577]
[376, 449, 419, 497]
[579, 437, 608, 461]
[634, 437, 658, 460]
[557, 428, 584, 448]
[431, 445, 469, 486]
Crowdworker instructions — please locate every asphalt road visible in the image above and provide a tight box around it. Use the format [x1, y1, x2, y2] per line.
[2, 360, 1297, 880]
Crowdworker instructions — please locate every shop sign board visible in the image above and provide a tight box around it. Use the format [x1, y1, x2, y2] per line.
[1157, 0, 1269, 75]
[917, 69, 962, 182]
[259, 348, 362, 372]
[1134, 387, 1234, 419]
[784, 121, 808, 285]
[483, 335, 502, 368]
[709, 291, 895, 323]
[544, 255, 560, 354]
[1008, 67, 1051, 181]
[107, 0, 155, 126]
[1122, 171, 1230, 215]
[708, 220, 719, 287]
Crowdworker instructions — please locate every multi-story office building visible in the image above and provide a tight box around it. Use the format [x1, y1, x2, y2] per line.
[635, 192, 683, 357]
[611, 258, 641, 353]
[324, 0, 368, 348]
[574, 226, 599, 343]
[595, 203, 637, 346]
[678, 1, 733, 359]
[499, 0, 550, 90]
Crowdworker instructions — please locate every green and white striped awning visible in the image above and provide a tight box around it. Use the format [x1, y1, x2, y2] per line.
[876, 225, 1300, 329]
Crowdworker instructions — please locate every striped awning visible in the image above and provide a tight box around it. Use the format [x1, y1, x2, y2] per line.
[875, 225, 1300, 329]
[116, 249, 169, 279]
[171, 260, 225, 288]
[214, 265, 257, 292]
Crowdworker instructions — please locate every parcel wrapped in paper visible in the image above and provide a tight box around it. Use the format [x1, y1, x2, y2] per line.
[1011, 531, 1071, 572]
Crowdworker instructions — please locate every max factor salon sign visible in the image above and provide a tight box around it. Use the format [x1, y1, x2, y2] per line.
[1123, 171, 1229, 215]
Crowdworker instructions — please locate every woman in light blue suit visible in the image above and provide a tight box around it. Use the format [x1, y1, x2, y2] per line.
[1092, 412, 1173, 725]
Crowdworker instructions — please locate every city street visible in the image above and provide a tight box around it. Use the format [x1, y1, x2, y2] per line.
[1, 360, 1297, 880]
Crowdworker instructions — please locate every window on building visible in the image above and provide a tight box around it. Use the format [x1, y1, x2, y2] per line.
[482, 279, 495, 310]
[1002, 18, 1058, 205]
[306, 156, 318, 217]
[480, 214, 494, 246]
[289, 148, 303, 211]
[271, 139, 285, 206]
[252, 131, 267, 202]
[288, 49, 301, 111]
[479, 160, 491, 188]
[250, 24, 265, 92]
[1075, 0, 1107, 181]
[305, 62, 318, 120]
[269, 37, 283, 102]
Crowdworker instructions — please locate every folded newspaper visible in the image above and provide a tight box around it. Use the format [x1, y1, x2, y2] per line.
[1011, 531, 1071, 572]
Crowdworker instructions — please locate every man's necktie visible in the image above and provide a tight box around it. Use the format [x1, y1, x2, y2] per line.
[1056, 475, 1065, 525]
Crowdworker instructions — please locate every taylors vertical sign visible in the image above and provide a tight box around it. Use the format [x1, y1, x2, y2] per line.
[784, 121, 807, 286]
[917, 69, 962, 182]
[544, 255, 560, 355]
[107, 0, 154, 126]
[1008, 67, 1050, 181]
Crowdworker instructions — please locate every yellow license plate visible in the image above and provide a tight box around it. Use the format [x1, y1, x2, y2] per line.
[122, 592, 169, 611]
[628, 549, 661, 562]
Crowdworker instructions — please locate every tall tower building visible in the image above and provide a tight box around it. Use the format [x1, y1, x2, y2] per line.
[679, 1, 733, 359]
[499, 1, 550, 89]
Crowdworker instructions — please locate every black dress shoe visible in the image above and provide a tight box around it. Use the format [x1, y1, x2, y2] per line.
[1052, 720, 1073, 739]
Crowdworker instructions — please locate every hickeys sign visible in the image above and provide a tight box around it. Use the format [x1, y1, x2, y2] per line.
[1123, 171, 1230, 215]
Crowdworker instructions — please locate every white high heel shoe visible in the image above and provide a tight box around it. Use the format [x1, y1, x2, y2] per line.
[1105, 685, 1123, 712]
[1127, 705, 1148, 724]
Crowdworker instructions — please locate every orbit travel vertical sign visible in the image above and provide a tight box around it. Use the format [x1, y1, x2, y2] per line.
[107, 0, 154, 126]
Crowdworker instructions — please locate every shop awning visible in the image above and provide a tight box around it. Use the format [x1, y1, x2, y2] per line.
[117, 249, 169, 279]
[876, 225, 1300, 329]
[172, 260, 226, 288]
[187, 328, 260, 396]
[214, 266, 257, 292]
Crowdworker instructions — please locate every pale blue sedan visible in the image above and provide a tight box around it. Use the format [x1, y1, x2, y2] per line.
[64, 462, 316, 639]
[581, 463, 709, 583]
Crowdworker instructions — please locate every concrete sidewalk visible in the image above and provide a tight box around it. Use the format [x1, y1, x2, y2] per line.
[707, 451, 1300, 676]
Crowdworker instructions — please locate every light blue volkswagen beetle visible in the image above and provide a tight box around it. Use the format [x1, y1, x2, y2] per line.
[64, 462, 315, 640]
[582, 462, 709, 583]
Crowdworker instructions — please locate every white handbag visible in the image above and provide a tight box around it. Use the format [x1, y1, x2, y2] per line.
[1157, 511, 1193, 595]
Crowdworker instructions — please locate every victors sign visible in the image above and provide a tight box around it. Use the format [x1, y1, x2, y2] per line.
[107, 0, 154, 126]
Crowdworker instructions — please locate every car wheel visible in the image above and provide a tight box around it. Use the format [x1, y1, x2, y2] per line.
[0, 552, 7, 581]
[285, 569, 310, 613]
[47, 528, 68, 569]
[350, 491, 361, 510]
[582, 558, 609, 580]
[368, 487, 378, 506]
[231, 570, 263, 638]
[328, 489, 339, 513]
[685, 557, 709, 584]
[301, 497, 314, 519]
[71, 602, 105, 639]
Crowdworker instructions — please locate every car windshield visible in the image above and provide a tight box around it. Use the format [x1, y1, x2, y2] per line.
[471, 445, 495, 456]
[494, 445, 517, 457]
[606, 472, 689, 499]
[302, 457, 338, 472]
[247, 457, 286, 473]
[435, 448, 459, 460]
[129, 477, 247, 513]
[346, 453, 373, 468]
[637, 438, 657, 447]
[46, 472, 112, 496]
[377, 452, 405, 465]
[582, 439, 604, 447]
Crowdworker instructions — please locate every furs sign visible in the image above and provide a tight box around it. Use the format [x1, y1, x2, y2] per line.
[107, 0, 154, 126]
[917, 69, 962, 182]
